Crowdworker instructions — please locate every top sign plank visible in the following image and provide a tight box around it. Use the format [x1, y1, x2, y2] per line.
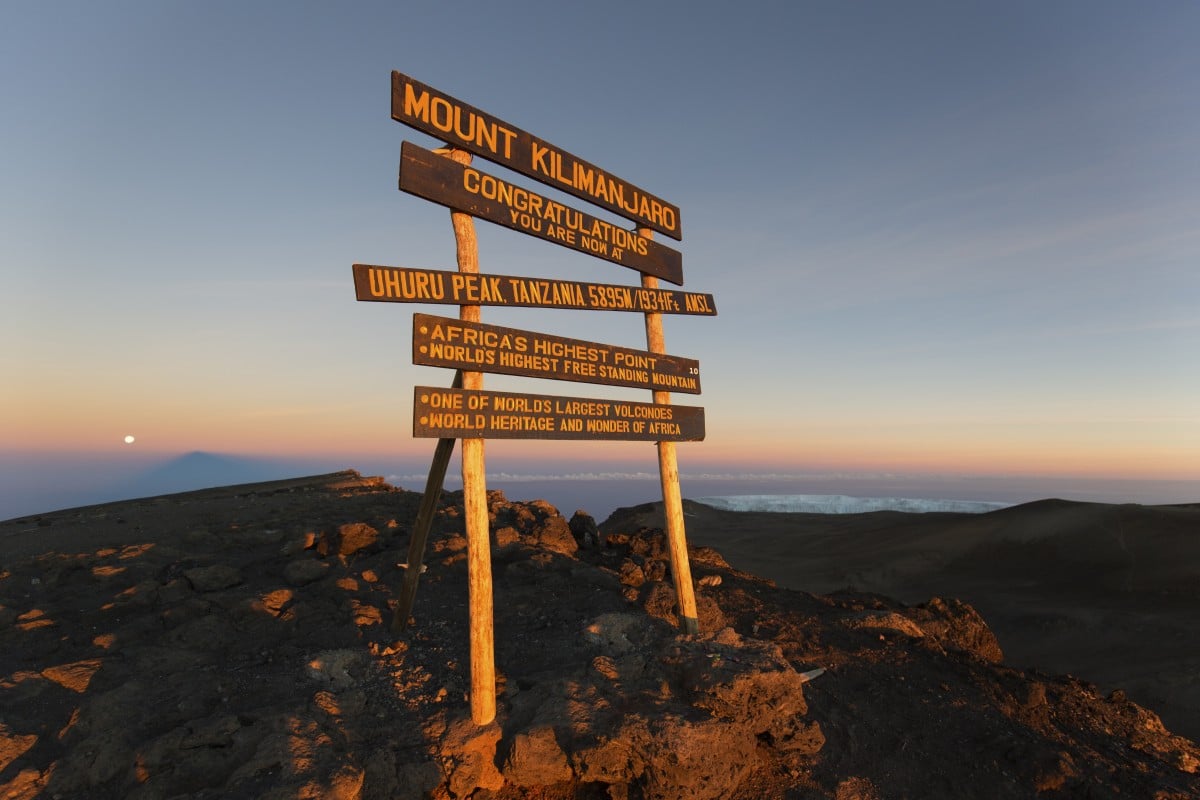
[392, 71, 682, 241]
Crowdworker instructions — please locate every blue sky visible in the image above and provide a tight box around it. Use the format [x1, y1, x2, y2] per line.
[2, 1, 1198, 516]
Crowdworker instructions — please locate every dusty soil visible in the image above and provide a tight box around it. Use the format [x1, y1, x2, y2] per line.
[1, 471, 1197, 799]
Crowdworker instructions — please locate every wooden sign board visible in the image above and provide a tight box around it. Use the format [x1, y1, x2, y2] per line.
[400, 142, 683, 285]
[414, 386, 705, 441]
[413, 313, 701, 394]
[392, 71, 682, 241]
[353, 265, 716, 315]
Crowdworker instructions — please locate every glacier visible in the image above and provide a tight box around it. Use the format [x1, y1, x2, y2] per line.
[693, 494, 1011, 515]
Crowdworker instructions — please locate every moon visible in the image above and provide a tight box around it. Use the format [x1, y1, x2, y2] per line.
[124, 435, 136, 445]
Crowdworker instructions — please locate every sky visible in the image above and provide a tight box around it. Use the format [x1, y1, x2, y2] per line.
[3, 1, 1198, 516]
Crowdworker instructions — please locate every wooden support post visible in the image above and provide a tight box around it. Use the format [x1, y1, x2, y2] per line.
[391, 371, 462, 634]
[638, 226, 700, 635]
[443, 148, 497, 725]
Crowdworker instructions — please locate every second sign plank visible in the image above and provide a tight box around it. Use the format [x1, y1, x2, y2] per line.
[400, 142, 684, 285]
[413, 314, 701, 394]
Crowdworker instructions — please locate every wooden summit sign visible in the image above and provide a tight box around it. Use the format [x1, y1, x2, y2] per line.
[413, 386, 705, 441]
[353, 265, 716, 315]
[393, 71, 681, 240]
[364, 71, 714, 726]
[412, 313, 701, 393]
[400, 142, 684, 284]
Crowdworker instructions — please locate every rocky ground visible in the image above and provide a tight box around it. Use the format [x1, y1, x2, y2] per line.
[1, 471, 1197, 799]
[603, 496, 1200, 743]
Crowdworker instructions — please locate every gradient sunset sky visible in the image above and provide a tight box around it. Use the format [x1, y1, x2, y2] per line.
[3, 2, 1197, 506]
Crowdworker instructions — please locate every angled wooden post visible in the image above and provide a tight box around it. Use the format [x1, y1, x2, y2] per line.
[637, 226, 700, 635]
[441, 148, 496, 725]
[391, 370, 462, 634]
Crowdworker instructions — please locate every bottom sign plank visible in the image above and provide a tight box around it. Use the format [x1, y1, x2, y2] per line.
[413, 387, 705, 441]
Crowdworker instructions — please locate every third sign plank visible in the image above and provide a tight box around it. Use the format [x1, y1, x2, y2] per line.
[353, 265, 716, 315]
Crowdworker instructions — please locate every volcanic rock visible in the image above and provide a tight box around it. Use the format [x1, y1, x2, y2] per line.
[0, 471, 1196, 799]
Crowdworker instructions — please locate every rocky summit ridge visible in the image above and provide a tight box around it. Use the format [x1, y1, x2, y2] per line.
[1, 470, 1197, 799]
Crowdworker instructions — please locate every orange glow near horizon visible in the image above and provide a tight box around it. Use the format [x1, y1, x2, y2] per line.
[5, 428, 1198, 482]
[6, 391, 1197, 482]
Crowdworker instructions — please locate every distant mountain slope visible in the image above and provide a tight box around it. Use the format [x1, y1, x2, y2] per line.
[603, 496, 1200, 741]
[1, 451, 342, 521]
[119, 451, 321, 497]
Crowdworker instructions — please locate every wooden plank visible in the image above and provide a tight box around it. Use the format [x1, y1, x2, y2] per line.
[400, 141, 684, 285]
[413, 387, 705, 441]
[352, 265, 717, 315]
[412, 313, 702, 394]
[392, 71, 682, 240]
